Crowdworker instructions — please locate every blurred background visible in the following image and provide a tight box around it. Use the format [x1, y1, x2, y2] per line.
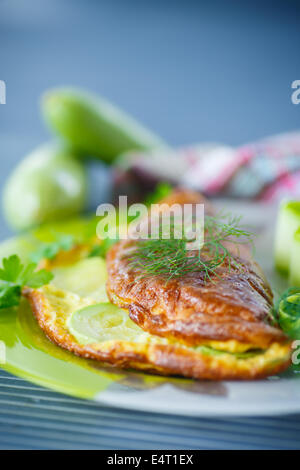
[1, 0, 300, 143]
[0, 0, 299, 238]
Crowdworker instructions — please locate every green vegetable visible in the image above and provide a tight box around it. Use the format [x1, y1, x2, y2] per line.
[30, 234, 74, 264]
[3, 144, 87, 231]
[274, 201, 300, 275]
[275, 287, 300, 339]
[289, 228, 300, 286]
[42, 88, 167, 163]
[0, 254, 53, 309]
[67, 303, 150, 345]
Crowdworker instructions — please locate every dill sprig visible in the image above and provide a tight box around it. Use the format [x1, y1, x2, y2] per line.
[126, 212, 254, 282]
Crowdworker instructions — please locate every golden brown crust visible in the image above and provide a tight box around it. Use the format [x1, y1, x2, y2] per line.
[23, 286, 291, 381]
[106, 190, 287, 349]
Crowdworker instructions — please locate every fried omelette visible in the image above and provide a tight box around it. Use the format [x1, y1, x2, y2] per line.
[24, 190, 291, 380]
[106, 190, 291, 378]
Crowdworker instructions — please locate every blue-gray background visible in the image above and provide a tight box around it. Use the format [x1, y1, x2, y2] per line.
[0, 0, 300, 450]
[1, 0, 300, 146]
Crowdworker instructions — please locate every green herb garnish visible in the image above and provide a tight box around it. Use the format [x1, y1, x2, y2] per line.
[273, 287, 300, 339]
[30, 234, 74, 264]
[145, 182, 172, 206]
[88, 237, 119, 258]
[0, 255, 53, 309]
[126, 212, 254, 282]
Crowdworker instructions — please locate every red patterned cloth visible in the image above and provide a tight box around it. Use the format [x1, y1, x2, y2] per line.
[184, 132, 300, 202]
[117, 132, 300, 203]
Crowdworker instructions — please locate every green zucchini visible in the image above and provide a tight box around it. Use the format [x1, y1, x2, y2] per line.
[290, 228, 300, 286]
[42, 88, 168, 163]
[274, 201, 300, 275]
[2, 144, 87, 231]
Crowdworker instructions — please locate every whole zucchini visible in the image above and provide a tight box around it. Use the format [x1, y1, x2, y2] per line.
[42, 88, 168, 163]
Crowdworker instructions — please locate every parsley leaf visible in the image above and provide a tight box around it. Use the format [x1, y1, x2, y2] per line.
[0, 255, 53, 309]
[30, 234, 74, 264]
[23, 268, 53, 288]
[0, 281, 21, 309]
[0, 254, 23, 283]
